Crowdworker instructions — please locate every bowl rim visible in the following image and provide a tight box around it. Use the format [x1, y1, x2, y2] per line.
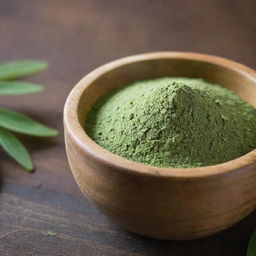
[64, 51, 256, 179]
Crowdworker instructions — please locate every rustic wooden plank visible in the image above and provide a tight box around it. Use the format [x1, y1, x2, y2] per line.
[1, 182, 256, 255]
[0, 0, 255, 255]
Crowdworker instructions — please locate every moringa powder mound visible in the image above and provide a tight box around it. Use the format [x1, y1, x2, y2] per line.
[85, 77, 256, 168]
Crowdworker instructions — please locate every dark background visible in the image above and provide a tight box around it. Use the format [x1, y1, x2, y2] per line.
[0, 0, 256, 255]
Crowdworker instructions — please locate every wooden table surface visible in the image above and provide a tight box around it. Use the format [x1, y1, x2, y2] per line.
[0, 1, 255, 255]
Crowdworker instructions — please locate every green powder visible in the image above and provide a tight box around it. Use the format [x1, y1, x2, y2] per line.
[85, 77, 256, 168]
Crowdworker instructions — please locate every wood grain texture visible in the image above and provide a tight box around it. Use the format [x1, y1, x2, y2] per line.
[0, 0, 256, 255]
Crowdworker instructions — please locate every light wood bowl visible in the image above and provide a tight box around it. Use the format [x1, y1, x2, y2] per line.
[64, 52, 256, 240]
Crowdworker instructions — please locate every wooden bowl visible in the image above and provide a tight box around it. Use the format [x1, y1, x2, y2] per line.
[64, 52, 256, 240]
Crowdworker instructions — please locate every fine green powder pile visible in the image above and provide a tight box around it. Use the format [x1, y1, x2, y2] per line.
[85, 77, 256, 168]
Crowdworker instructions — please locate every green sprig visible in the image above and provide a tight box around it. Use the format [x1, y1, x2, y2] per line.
[0, 60, 47, 80]
[247, 231, 256, 256]
[0, 60, 58, 171]
[0, 81, 43, 95]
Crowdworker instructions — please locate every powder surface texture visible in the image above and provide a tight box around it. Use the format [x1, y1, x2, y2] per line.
[85, 77, 256, 168]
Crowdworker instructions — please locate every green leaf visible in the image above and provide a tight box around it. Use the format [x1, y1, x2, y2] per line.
[0, 60, 48, 80]
[0, 127, 33, 171]
[0, 81, 43, 95]
[0, 108, 58, 137]
[247, 231, 256, 256]
[46, 231, 58, 237]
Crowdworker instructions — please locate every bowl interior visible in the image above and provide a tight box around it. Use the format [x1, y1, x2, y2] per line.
[77, 57, 256, 125]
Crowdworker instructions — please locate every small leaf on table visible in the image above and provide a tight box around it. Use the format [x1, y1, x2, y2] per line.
[0, 127, 33, 171]
[0, 81, 43, 95]
[0, 108, 58, 137]
[0, 60, 48, 80]
[46, 231, 58, 237]
[247, 231, 256, 256]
